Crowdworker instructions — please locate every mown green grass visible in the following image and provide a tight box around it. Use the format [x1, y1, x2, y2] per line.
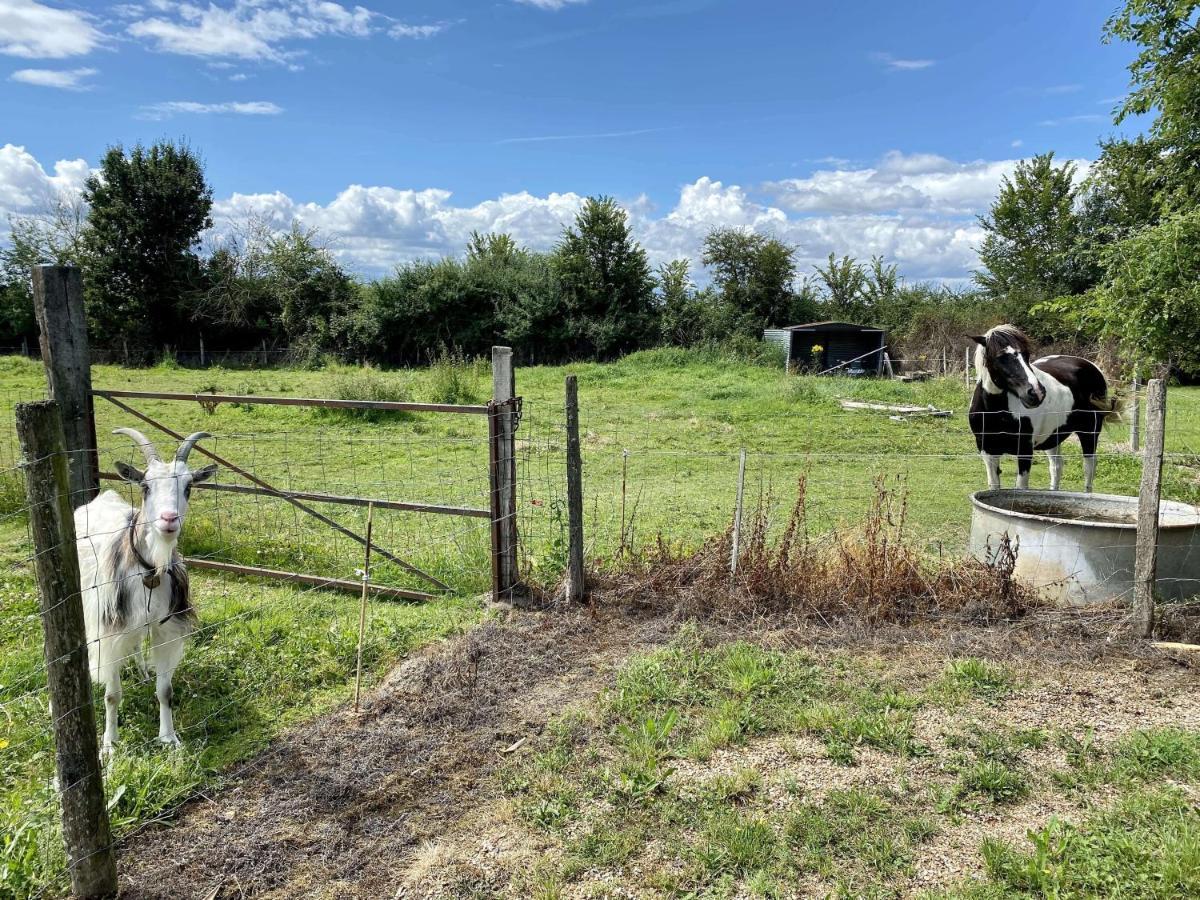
[502, 634, 1200, 898]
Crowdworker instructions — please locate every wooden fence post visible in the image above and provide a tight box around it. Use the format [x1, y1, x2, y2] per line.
[491, 347, 519, 597]
[1130, 374, 1141, 454]
[16, 400, 118, 899]
[1133, 378, 1166, 638]
[31, 265, 98, 507]
[565, 375, 585, 602]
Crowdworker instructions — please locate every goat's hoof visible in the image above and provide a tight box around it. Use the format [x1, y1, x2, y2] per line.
[99, 744, 115, 762]
[157, 735, 181, 749]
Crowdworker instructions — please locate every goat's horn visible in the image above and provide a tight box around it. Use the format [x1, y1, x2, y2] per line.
[112, 428, 161, 464]
[176, 432, 212, 463]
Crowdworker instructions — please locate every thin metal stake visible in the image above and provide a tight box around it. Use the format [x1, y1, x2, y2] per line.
[618, 448, 629, 557]
[731, 448, 747, 575]
[353, 502, 375, 712]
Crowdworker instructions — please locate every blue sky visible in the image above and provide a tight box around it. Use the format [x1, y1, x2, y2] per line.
[1, 0, 1148, 281]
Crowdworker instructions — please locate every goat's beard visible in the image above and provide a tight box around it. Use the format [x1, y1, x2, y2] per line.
[137, 521, 179, 572]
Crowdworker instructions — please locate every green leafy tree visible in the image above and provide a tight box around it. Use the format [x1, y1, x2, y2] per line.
[814, 253, 867, 319]
[1106, 0, 1200, 209]
[555, 197, 657, 358]
[657, 258, 694, 346]
[0, 198, 88, 346]
[1045, 207, 1200, 374]
[701, 228, 797, 327]
[974, 153, 1090, 311]
[82, 142, 212, 360]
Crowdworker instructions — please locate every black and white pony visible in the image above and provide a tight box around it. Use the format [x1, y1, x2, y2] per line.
[968, 325, 1117, 492]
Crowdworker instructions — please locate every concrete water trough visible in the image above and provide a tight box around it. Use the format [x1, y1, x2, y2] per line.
[969, 490, 1200, 605]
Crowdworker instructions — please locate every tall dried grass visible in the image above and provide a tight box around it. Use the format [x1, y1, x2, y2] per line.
[612, 476, 1038, 625]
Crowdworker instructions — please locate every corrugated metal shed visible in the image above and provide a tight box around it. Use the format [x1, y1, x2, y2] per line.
[765, 321, 887, 375]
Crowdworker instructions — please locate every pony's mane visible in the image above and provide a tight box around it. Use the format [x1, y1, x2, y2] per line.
[984, 324, 1031, 358]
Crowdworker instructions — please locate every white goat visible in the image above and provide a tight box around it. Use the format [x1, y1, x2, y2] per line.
[74, 428, 217, 755]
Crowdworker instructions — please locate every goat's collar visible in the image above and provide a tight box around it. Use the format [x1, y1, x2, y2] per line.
[127, 513, 164, 589]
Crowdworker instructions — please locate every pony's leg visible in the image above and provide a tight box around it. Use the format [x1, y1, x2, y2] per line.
[149, 625, 186, 746]
[1016, 450, 1034, 490]
[1046, 449, 1064, 491]
[1016, 431, 1034, 490]
[1078, 430, 1100, 493]
[981, 452, 1002, 490]
[1083, 455, 1097, 493]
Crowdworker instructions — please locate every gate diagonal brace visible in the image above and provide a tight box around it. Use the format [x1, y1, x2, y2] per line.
[95, 393, 453, 593]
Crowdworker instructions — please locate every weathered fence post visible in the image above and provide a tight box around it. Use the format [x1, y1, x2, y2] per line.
[731, 448, 747, 575]
[564, 375, 585, 602]
[31, 265, 98, 507]
[491, 347, 519, 598]
[1133, 378, 1166, 638]
[16, 400, 118, 898]
[964, 347, 972, 391]
[1130, 374, 1141, 454]
[199, 332, 206, 369]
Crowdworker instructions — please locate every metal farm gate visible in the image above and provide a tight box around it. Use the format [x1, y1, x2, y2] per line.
[32, 265, 522, 604]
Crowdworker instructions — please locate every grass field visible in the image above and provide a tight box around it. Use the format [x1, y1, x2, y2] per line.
[492, 626, 1200, 898]
[1, 348, 1199, 896]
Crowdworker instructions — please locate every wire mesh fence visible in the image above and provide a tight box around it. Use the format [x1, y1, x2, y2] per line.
[4, 348, 1200, 895]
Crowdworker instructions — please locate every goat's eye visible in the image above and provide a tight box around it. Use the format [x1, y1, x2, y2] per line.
[185, 485, 191, 498]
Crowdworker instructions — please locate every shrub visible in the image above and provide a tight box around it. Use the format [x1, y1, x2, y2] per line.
[425, 348, 482, 405]
[317, 367, 413, 423]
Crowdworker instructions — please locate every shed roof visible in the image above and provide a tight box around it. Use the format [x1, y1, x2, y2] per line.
[779, 321, 884, 333]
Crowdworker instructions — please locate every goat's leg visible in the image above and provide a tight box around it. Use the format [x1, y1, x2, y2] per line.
[97, 652, 122, 758]
[149, 627, 186, 746]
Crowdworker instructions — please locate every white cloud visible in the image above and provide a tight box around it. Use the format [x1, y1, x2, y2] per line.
[874, 52, 935, 71]
[1039, 113, 1106, 126]
[1011, 139, 1024, 148]
[497, 127, 666, 144]
[389, 21, 452, 39]
[515, 0, 588, 9]
[127, 0, 375, 63]
[762, 151, 1022, 216]
[1, 146, 1087, 284]
[139, 100, 284, 119]
[0, 0, 102, 58]
[1042, 83, 1082, 95]
[9, 66, 97, 89]
[0, 144, 91, 222]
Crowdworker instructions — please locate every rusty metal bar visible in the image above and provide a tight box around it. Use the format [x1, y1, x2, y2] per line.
[98, 472, 490, 519]
[96, 393, 453, 592]
[93, 388, 488, 415]
[186, 558, 435, 602]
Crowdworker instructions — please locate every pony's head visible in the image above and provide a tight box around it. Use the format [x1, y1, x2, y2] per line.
[969, 325, 1046, 408]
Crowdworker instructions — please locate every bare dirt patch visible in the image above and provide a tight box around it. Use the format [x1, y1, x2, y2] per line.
[116, 603, 673, 899]
[115, 593, 1200, 899]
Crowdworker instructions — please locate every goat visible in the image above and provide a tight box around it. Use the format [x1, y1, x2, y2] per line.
[75, 428, 217, 755]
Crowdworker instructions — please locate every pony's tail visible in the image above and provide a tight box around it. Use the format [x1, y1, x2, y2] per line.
[1091, 387, 1125, 427]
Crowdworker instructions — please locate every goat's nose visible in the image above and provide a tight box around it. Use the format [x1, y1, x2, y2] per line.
[160, 511, 180, 524]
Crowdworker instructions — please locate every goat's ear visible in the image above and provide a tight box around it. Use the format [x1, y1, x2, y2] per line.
[191, 464, 218, 485]
[967, 335, 987, 347]
[115, 461, 144, 485]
